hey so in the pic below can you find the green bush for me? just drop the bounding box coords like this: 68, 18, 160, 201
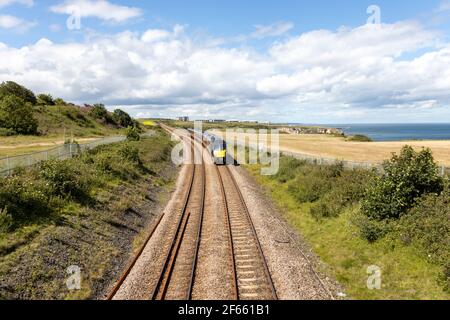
89, 104, 108, 120
347, 135, 373, 142
119, 144, 141, 165
0, 95, 38, 135
39, 160, 90, 201
288, 175, 332, 203
113, 109, 133, 128
37, 94, 55, 106
398, 186, 449, 265
126, 126, 141, 141
353, 213, 390, 242
0, 175, 53, 222
287, 163, 343, 203
274, 157, 306, 183
54, 98, 66, 105
362, 146, 444, 221
0, 208, 13, 232
0, 127, 16, 136
309, 169, 375, 220
0, 81, 37, 105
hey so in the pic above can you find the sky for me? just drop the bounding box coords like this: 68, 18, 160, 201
0, 0, 450, 123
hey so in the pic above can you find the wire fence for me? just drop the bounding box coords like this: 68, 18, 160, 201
0, 136, 126, 177
282, 151, 450, 177
233, 139, 450, 177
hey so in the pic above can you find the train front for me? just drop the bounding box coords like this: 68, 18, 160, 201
212, 139, 227, 165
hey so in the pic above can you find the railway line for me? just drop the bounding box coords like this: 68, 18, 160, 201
107, 124, 278, 300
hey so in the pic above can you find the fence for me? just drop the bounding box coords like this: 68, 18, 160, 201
232, 139, 450, 177
0, 136, 125, 177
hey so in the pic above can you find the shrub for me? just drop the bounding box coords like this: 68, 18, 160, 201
353, 213, 390, 242
0, 208, 13, 232
89, 104, 108, 120
398, 186, 449, 265
309, 169, 375, 220
362, 146, 444, 221
39, 160, 90, 201
288, 175, 332, 203
287, 163, 343, 203
119, 144, 141, 165
0, 127, 16, 136
274, 157, 306, 183
113, 109, 133, 128
0, 175, 53, 221
37, 94, 55, 106
310, 198, 342, 220
347, 135, 373, 142
0, 95, 38, 135
54, 98, 67, 105
126, 126, 140, 141
0, 81, 37, 105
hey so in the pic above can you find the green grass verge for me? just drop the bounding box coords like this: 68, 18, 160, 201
245, 164, 450, 300
0, 128, 176, 300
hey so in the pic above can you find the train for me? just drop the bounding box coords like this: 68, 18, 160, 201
189, 129, 227, 165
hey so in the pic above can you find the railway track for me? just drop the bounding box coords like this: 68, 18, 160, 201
216, 165, 277, 300
108, 124, 277, 300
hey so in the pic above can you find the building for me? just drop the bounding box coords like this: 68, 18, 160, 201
178, 116, 189, 122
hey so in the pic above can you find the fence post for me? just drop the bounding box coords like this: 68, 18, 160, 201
442, 164, 445, 177
69, 144, 73, 158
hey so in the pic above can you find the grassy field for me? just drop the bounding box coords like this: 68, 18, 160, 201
0, 136, 100, 157
245, 161, 450, 300
216, 131, 450, 166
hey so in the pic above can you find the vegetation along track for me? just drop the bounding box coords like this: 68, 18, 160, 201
108, 124, 277, 300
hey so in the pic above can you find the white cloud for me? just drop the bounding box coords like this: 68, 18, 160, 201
0, 0, 33, 8
0, 14, 36, 31
0, 21, 449, 122
50, 0, 142, 23
251, 21, 294, 39
437, 0, 450, 12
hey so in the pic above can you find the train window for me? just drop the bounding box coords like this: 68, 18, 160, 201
213, 140, 226, 150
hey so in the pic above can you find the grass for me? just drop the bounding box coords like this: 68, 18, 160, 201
217, 131, 450, 166
245, 163, 450, 300
0, 128, 176, 300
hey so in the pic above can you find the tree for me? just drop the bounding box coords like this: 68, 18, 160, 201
89, 104, 108, 120
0, 95, 38, 135
54, 98, 67, 105
362, 146, 444, 221
126, 126, 140, 141
0, 81, 37, 105
113, 109, 133, 127
37, 93, 55, 106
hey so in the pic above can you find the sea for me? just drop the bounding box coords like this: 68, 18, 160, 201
328, 123, 450, 142
297, 123, 450, 142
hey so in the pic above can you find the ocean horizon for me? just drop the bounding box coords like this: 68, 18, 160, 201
289, 123, 450, 142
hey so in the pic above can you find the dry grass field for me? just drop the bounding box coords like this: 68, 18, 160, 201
216, 131, 450, 166
0, 136, 99, 158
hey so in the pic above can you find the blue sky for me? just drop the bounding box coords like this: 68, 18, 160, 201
1, 0, 446, 47
0, 0, 450, 123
